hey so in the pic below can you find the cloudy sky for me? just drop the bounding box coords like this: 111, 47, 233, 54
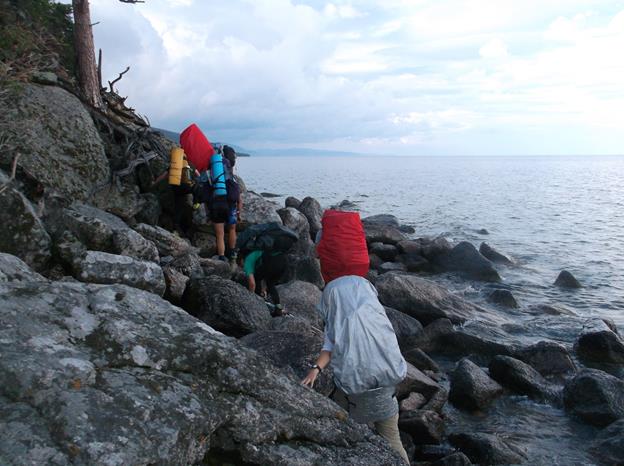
80, 0, 623, 155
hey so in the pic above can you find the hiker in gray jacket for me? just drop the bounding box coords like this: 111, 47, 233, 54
301, 275, 409, 465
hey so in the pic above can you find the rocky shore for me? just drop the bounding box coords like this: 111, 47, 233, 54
1, 60, 623, 466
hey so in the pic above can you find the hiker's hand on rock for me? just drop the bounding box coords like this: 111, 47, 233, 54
301, 369, 318, 388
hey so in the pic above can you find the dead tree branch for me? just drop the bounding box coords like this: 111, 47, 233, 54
108, 66, 130, 93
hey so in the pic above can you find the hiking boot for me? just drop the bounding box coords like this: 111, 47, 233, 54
270, 304, 286, 318
217, 255, 227, 262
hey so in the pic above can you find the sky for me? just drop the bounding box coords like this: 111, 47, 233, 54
72, 0, 624, 155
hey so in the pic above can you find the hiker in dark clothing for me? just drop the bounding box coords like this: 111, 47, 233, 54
242, 250, 288, 316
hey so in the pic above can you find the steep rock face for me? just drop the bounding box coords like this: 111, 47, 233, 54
0, 171, 51, 271
0, 84, 110, 201
0, 266, 403, 466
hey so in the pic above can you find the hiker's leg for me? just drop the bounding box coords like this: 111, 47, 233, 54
214, 223, 225, 256
226, 223, 236, 254
264, 254, 287, 304
374, 414, 409, 465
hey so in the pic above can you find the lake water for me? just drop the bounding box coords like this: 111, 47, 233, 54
237, 155, 624, 465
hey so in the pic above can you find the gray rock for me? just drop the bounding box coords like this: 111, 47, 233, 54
563, 369, 624, 426
398, 410, 444, 445
73, 250, 166, 296
402, 348, 440, 373
240, 331, 334, 396
193, 229, 217, 258
399, 253, 431, 273
162, 265, 189, 303
112, 228, 159, 263
199, 257, 232, 279
134, 223, 193, 257
437, 241, 501, 282
384, 307, 424, 350
281, 255, 325, 289
90, 182, 147, 221
417, 319, 455, 353
434, 320, 520, 360
430, 452, 473, 466
0, 84, 110, 201
487, 289, 518, 308
449, 432, 527, 465
449, 358, 503, 411
0, 176, 51, 271
268, 315, 319, 335
240, 191, 282, 226
0, 279, 404, 465
182, 276, 271, 337
489, 355, 559, 403
31, 71, 58, 85
0, 253, 45, 283
513, 341, 576, 375
168, 252, 203, 278
378, 261, 407, 274
554, 270, 582, 288
278, 207, 315, 257
331, 199, 359, 211
285, 196, 301, 209
400, 392, 427, 412
370, 242, 399, 262
479, 242, 513, 265
134, 192, 161, 225
362, 214, 400, 228
397, 240, 423, 256
590, 418, 624, 466
575, 329, 624, 364
297, 196, 323, 239
375, 272, 491, 325
526, 302, 577, 316
420, 237, 452, 260
422, 388, 449, 413
276, 280, 323, 327
396, 362, 441, 400
363, 223, 406, 245
369, 253, 383, 270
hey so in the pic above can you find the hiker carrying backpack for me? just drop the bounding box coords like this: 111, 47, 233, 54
237, 223, 298, 316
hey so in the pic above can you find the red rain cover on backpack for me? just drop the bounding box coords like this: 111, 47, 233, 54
179, 123, 215, 172
316, 210, 369, 284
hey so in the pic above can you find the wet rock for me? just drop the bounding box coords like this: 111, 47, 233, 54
563, 369, 624, 426
375, 272, 490, 325
378, 261, 407, 274
276, 280, 322, 326
0, 279, 403, 465
362, 214, 400, 228
73, 250, 166, 296
489, 355, 559, 403
396, 362, 441, 400
422, 388, 449, 413
417, 319, 455, 353
260, 192, 281, 198
162, 265, 188, 303
477, 228, 489, 235
297, 196, 323, 239
384, 307, 424, 350
575, 329, 624, 364
513, 341, 576, 375
399, 253, 431, 273
134, 223, 193, 257
430, 452, 473, 466
527, 303, 577, 316
370, 242, 398, 262
0, 253, 45, 283
240, 331, 334, 396
397, 240, 423, 256
400, 392, 427, 412
449, 358, 503, 411
192, 229, 217, 258
435, 321, 520, 360
487, 289, 518, 308
285, 196, 301, 209
134, 192, 161, 225
479, 242, 513, 265
415, 445, 457, 462
437, 241, 501, 282
602, 318, 620, 335
331, 199, 359, 211
112, 228, 159, 263
240, 191, 282, 226
182, 276, 271, 337
199, 257, 232, 279
398, 410, 444, 445
420, 237, 452, 261
590, 418, 624, 466
363, 223, 406, 245
398, 224, 416, 234
554, 270, 582, 288
0, 174, 51, 271
449, 432, 527, 465
0, 84, 110, 201
402, 348, 440, 373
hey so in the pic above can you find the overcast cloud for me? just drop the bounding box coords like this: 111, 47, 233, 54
80, 0, 624, 155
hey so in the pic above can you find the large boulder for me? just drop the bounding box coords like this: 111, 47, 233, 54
277, 207, 315, 257
0, 84, 110, 201
363, 223, 406, 245
362, 214, 400, 228
420, 237, 452, 261
449, 358, 503, 411
134, 223, 193, 258
240, 331, 334, 396
276, 280, 322, 327
436, 242, 501, 282
73, 250, 166, 296
396, 362, 441, 400
162, 265, 189, 303
448, 432, 527, 465
240, 191, 282, 226
590, 418, 624, 466
297, 196, 323, 240
433, 320, 520, 360
0, 253, 45, 283
0, 277, 404, 465
488, 356, 559, 403
375, 272, 491, 325
563, 369, 624, 426
398, 410, 444, 445
479, 242, 513, 265
370, 243, 399, 262
575, 329, 624, 364
513, 341, 576, 376
402, 348, 440, 373
281, 255, 325, 289
384, 307, 424, 350
182, 276, 271, 337
0, 172, 51, 271
112, 229, 159, 263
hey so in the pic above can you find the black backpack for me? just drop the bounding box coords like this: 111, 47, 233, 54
236, 222, 298, 256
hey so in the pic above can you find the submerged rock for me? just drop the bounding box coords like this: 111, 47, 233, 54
554, 270, 582, 288
590, 418, 624, 466
479, 242, 513, 265
563, 369, 624, 426
437, 241, 501, 282
449, 432, 527, 465
487, 289, 519, 308
449, 358, 503, 411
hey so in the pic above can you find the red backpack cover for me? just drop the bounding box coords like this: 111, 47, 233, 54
179, 123, 215, 172
316, 210, 370, 284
